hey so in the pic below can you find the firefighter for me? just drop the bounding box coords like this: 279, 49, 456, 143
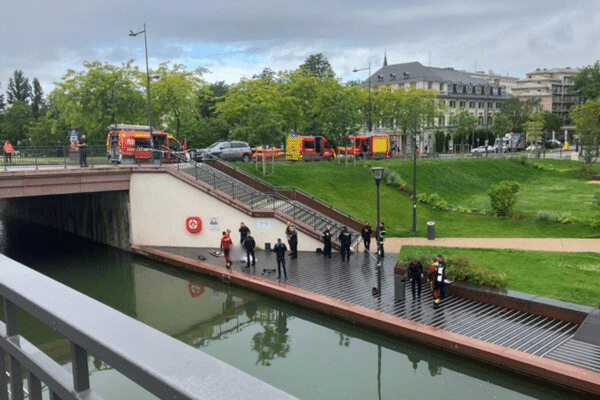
361, 222, 372, 252
377, 222, 386, 258
243, 234, 256, 268
220, 230, 233, 270
273, 238, 288, 279
338, 226, 352, 262
3, 141, 13, 163
239, 222, 250, 244
322, 225, 332, 258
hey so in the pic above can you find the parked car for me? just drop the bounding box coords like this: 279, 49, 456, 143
190, 141, 254, 162
471, 145, 493, 156
526, 144, 543, 151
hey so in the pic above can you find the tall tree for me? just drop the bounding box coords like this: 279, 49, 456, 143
31, 78, 45, 119
497, 97, 537, 132
299, 53, 335, 79
450, 109, 478, 151
573, 61, 600, 101
7, 70, 31, 105
0, 81, 5, 111
570, 97, 600, 171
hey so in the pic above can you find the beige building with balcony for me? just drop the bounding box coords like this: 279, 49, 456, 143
512, 67, 580, 137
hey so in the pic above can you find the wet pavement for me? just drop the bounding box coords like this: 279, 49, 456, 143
153, 245, 600, 376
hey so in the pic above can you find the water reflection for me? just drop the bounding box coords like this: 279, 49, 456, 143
251, 310, 290, 366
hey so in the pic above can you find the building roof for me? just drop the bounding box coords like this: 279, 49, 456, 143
366, 61, 490, 86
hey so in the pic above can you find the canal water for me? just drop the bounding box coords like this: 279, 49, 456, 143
0, 218, 582, 399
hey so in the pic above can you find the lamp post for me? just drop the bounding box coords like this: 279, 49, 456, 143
412, 114, 417, 235
370, 166, 384, 267
353, 62, 372, 132
129, 23, 152, 133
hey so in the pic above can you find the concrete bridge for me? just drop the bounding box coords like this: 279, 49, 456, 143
0, 163, 353, 253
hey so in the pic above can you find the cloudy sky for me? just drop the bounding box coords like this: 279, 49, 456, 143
1, 0, 600, 95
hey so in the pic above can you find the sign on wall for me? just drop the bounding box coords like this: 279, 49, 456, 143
209, 217, 220, 230
257, 220, 272, 230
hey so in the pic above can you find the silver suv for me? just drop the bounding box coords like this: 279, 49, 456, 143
191, 141, 254, 162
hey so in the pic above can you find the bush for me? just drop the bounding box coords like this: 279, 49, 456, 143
445, 254, 509, 288
534, 211, 561, 223
488, 180, 520, 216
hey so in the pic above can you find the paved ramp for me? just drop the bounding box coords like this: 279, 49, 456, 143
158, 246, 600, 374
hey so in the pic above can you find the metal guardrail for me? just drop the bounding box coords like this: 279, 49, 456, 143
1, 146, 111, 170
177, 162, 360, 246
0, 254, 293, 400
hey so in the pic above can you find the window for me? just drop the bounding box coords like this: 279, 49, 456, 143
457, 85, 463, 93
459, 101, 466, 108
378, 75, 384, 82
390, 73, 397, 81
475, 86, 481, 95
488, 102, 493, 109
478, 116, 484, 124
478, 101, 485, 108
466, 84, 472, 94
487, 116, 493, 125
449, 100, 456, 108
469, 101, 475, 109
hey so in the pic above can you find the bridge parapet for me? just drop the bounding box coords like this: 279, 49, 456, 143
0, 254, 295, 399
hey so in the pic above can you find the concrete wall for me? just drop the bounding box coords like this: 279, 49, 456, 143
129, 172, 322, 251
0, 191, 131, 250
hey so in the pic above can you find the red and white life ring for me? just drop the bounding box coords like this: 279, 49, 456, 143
185, 216, 202, 233
188, 282, 205, 297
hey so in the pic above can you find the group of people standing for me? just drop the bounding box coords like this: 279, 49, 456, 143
359, 221, 386, 257
406, 255, 446, 306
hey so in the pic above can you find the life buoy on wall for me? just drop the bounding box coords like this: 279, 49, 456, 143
186, 216, 202, 233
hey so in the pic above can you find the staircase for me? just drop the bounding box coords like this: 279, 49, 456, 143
176, 162, 361, 248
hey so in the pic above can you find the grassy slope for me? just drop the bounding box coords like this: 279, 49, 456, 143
237, 157, 599, 238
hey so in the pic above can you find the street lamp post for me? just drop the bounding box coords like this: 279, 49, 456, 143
353, 62, 372, 132
412, 114, 417, 235
129, 23, 152, 133
370, 167, 384, 267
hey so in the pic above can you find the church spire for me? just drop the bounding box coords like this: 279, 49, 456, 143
383, 51, 388, 67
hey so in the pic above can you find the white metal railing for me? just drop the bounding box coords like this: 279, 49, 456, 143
0, 255, 294, 400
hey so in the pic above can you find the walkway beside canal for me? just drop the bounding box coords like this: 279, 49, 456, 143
132, 239, 600, 396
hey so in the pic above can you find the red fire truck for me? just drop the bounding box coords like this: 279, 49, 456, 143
337, 134, 390, 159
285, 135, 336, 161
106, 124, 187, 164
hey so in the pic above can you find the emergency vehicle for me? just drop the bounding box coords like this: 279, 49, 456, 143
285, 135, 335, 161
106, 124, 187, 164
337, 134, 390, 159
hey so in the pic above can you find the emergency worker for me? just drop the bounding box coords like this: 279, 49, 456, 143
3, 141, 13, 163
273, 238, 288, 279
239, 222, 250, 244
408, 260, 423, 299
243, 234, 256, 267
338, 226, 352, 262
289, 227, 298, 259
322, 225, 332, 258
220, 230, 233, 269
78, 135, 89, 167
361, 222, 372, 252
377, 222, 386, 257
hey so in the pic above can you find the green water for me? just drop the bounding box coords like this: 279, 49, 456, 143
0, 218, 583, 399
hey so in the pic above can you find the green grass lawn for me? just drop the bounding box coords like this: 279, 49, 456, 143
398, 245, 600, 306
236, 157, 600, 238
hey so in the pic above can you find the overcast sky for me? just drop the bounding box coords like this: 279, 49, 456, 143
2, 0, 600, 95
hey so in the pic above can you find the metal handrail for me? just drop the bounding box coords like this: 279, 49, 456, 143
0, 255, 292, 400
178, 162, 358, 241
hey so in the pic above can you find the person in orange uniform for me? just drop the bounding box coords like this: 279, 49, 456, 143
220, 229, 233, 269
3, 141, 13, 163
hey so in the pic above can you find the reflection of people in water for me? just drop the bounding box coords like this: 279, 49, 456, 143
223, 293, 235, 321
407, 351, 420, 372
428, 360, 442, 377
251, 310, 290, 366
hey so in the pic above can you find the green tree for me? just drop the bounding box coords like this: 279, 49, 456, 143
450, 109, 478, 151
570, 97, 600, 171
48, 61, 146, 143
538, 111, 564, 136
151, 63, 207, 136
573, 61, 600, 101
490, 112, 512, 140
6, 70, 31, 105
497, 97, 538, 132
1, 102, 32, 144
31, 78, 45, 120
299, 53, 335, 79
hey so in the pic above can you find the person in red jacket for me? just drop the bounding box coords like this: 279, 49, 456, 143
220, 229, 233, 269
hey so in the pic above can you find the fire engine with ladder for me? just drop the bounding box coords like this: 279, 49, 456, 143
285, 135, 336, 161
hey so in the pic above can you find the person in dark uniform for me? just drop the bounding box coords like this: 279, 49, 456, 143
361, 222, 372, 252
408, 259, 423, 299
338, 226, 352, 262
289, 227, 298, 259
239, 222, 250, 244
243, 234, 256, 267
273, 238, 288, 279
78, 134, 89, 167
322, 225, 332, 258
377, 222, 386, 258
